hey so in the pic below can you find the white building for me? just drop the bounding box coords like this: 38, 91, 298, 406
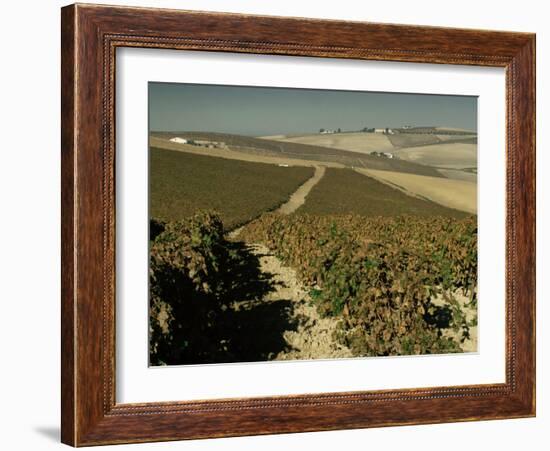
374, 128, 395, 135
169, 137, 188, 144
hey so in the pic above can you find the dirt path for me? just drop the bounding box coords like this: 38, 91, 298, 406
247, 243, 353, 360
227, 165, 351, 360
226, 164, 476, 358
276, 166, 325, 214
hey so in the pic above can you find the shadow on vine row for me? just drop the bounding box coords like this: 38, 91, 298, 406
150, 240, 299, 366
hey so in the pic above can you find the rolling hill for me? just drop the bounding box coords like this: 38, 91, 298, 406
259, 132, 395, 155
150, 131, 444, 178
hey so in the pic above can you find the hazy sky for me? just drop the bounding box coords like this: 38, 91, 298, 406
149, 82, 477, 136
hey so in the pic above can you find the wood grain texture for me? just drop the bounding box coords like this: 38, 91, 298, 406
61, 3, 536, 446
60, 5, 76, 446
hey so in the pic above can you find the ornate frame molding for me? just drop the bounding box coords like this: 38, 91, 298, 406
62, 4, 535, 446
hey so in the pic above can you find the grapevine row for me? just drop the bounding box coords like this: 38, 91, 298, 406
241, 213, 477, 356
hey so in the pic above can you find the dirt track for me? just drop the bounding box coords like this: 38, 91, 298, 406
248, 243, 353, 360
227, 233, 352, 360
228, 167, 352, 360
276, 166, 325, 214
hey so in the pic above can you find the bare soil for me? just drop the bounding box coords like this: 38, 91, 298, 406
356, 168, 477, 214
436, 168, 478, 182
262, 132, 395, 155
248, 243, 353, 360
392, 142, 477, 169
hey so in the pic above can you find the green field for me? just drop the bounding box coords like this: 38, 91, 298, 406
297, 168, 469, 218
150, 148, 314, 229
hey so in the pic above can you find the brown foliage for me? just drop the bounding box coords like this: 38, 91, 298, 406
241, 213, 477, 356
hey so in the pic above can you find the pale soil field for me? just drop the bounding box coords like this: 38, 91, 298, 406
150, 136, 344, 168
392, 142, 477, 169
387, 133, 440, 148
435, 127, 476, 133
356, 168, 477, 214
435, 134, 477, 141
260, 134, 286, 140
437, 168, 478, 182
260, 132, 395, 155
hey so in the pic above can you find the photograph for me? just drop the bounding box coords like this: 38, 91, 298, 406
1, 0, 542, 448
148, 83, 479, 366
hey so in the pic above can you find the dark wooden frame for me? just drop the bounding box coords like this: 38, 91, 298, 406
61, 3, 536, 446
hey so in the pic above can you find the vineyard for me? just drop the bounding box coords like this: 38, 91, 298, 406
240, 213, 477, 356
150, 212, 297, 365
297, 168, 468, 218
150, 209, 477, 365
149, 212, 232, 365
150, 148, 314, 229
147, 84, 478, 365
148, 155, 478, 364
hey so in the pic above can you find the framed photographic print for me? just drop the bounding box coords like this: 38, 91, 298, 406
61, 3, 536, 446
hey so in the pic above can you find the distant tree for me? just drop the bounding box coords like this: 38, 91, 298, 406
319, 128, 325, 133
337, 128, 342, 133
